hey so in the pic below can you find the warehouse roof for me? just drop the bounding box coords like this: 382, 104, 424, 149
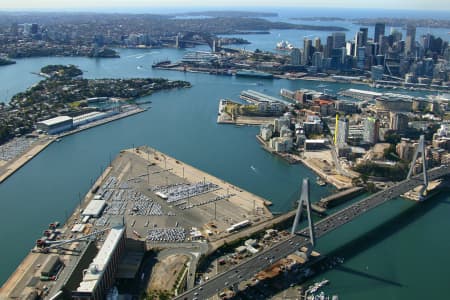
38, 116, 73, 126
82, 200, 106, 217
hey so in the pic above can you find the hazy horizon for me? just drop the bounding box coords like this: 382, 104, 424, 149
1, 0, 450, 12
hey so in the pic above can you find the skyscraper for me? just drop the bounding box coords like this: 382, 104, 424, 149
363, 117, 379, 144
335, 115, 349, 147
324, 35, 333, 58
374, 23, 385, 44
314, 37, 321, 51
405, 24, 416, 56
290, 48, 301, 65
359, 27, 368, 46
303, 38, 313, 65
332, 32, 346, 49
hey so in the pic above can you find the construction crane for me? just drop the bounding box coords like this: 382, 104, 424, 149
35, 227, 110, 252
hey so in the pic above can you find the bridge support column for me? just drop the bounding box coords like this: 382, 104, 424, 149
407, 135, 428, 194
291, 178, 315, 247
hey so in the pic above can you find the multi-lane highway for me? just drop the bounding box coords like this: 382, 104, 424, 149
174, 165, 450, 300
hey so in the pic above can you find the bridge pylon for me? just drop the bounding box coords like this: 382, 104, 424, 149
291, 178, 315, 247
407, 135, 428, 192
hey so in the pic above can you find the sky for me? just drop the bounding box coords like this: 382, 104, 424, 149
1, 0, 450, 11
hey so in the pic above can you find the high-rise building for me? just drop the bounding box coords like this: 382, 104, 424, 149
379, 36, 390, 55
330, 47, 345, 70
332, 32, 346, 49
324, 35, 333, 58
405, 24, 416, 56
356, 47, 366, 69
346, 41, 354, 56
374, 23, 385, 44
312, 51, 323, 69
396, 138, 415, 161
303, 38, 313, 65
371, 65, 384, 81
290, 48, 301, 65
359, 27, 368, 46
335, 115, 349, 147
30, 23, 39, 35
354, 31, 365, 56
363, 117, 379, 144
389, 112, 409, 132
391, 28, 403, 43
314, 37, 321, 51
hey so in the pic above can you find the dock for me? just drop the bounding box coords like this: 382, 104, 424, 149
0, 107, 146, 185
317, 187, 365, 209
0, 146, 274, 299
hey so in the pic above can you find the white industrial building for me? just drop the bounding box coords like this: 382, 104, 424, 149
73, 227, 126, 300
37, 116, 73, 134
82, 200, 106, 218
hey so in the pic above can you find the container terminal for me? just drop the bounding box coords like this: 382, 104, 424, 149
0, 146, 273, 299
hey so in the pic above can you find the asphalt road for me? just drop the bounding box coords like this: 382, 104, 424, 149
174, 165, 450, 300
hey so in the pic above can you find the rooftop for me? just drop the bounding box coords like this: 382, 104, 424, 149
38, 116, 73, 126
76, 227, 125, 293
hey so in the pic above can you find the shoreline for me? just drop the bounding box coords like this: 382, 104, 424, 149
0, 107, 146, 185
299, 157, 352, 190
0, 137, 55, 184
0, 146, 275, 298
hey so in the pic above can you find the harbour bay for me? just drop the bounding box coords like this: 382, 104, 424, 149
0, 18, 450, 298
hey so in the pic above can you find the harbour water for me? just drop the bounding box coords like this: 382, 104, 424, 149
1, 15, 450, 299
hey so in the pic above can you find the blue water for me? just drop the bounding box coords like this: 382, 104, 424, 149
0, 12, 450, 299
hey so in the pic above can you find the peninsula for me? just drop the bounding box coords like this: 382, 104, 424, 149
1, 64, 190, 144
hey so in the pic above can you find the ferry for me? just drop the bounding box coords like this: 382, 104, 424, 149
236, 70, 273, 79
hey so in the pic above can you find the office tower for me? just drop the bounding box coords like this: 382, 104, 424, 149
346, 41, 354, 56
389, 112, 409, 132
379, 36, 389, 55
391, 28, 403, 43
312, 51, 323, 69
303, 38, 313, 65
330, 47, 345, 70
371, 65, 384, 80
332, 32, 346, 49
290, 48, 301, 65
356, 47, 366, 69
354, 31, 364, 56
324, 35, 333, 58
335, 115, 349, 147
363, 117, 379, 144
314, 37, 322, 52
405, 24, 416, 56
359, 27, 368, 46
374, 23, 385, 44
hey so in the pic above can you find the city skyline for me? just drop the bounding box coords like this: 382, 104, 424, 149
1, 0, 450, 11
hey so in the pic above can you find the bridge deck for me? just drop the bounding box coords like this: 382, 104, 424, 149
174, 166, 450, 300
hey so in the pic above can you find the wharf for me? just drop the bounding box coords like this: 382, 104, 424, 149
317, 187, 365, 209
0, 136, 55, 184
59, 106, 146, 138
0, 107, 145, 185
1, 146, 274, 299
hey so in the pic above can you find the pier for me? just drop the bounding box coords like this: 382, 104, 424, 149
317, 187, 365, 209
